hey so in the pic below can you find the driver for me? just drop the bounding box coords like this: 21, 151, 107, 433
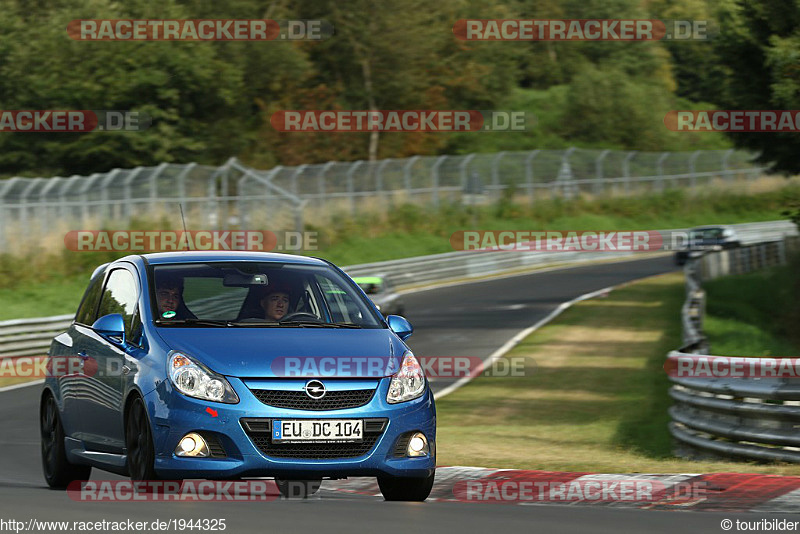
260, 284, 292, 321
155, 273, 195, 320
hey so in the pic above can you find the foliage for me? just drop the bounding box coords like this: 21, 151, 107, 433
0, 0, 772, 178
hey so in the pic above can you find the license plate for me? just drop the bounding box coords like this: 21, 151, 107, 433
272, 419, 363, 443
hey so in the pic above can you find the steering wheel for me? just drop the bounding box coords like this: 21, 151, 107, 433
280, 312, 322, 323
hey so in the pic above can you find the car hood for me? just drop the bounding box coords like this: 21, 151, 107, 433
153, 327, 401, 378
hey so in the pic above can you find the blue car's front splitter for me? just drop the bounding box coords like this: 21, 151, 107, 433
144, 377, 436, 480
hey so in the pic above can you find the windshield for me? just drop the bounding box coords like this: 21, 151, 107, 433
149, 262, 383, 328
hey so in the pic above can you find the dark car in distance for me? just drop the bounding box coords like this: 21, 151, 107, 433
675, 225, 741, 265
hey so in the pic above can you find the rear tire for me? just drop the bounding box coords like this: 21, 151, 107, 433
40, 393, 91, 489
275, 478, 322, 499
378, 471, 435, 501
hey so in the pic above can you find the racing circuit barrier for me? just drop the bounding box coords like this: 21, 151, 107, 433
1, 221, 796, 375
343, 220, 797, 288
667, 235, 800, 463
0, 314, 73, 363
0, 148, 766, 253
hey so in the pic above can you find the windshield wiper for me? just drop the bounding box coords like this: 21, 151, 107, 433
280, 321, 363, 328
155, 319, 234, 327
226, 320, 285, 327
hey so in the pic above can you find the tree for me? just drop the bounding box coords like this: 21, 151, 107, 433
713, 0, 800, 173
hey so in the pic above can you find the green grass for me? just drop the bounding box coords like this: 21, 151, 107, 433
0, 275, 88, 321
703, 263, 800, 357
435, 272, 800, 475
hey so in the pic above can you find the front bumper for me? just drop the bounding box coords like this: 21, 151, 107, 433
144, 377, 436, 479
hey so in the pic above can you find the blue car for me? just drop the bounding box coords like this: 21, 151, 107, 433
40, 252, 436, 500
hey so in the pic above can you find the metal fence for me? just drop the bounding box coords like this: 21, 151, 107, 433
0, 148, 765, 253
667, 236, 800, 463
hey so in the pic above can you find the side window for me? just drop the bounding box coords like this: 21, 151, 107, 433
96, 269, 139, 340
315, 275, 363, 323
75, 273, 106, 326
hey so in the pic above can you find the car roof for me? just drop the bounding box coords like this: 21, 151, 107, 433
139, 251, 330, 266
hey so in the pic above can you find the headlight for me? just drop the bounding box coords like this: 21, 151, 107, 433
168, 351, 239, 404
387, 351, 426, 404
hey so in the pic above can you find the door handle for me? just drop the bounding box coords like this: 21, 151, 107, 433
77, 351, 89, 360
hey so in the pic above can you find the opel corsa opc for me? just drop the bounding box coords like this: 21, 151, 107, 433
40, 252, 435, 500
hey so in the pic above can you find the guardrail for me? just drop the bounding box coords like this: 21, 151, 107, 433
344, 220, 797, 288
0, 314, 73, 362
667, 235, 800, 463
1, 220, 797, 370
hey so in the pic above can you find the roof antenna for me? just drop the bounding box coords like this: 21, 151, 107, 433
179, 203, 192, 251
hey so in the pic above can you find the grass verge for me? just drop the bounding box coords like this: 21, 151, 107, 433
435, 272, 800, 475
703, 261, 800, 357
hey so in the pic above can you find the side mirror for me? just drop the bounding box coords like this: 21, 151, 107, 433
92, 313, 126, 343
386, 315, 413, 341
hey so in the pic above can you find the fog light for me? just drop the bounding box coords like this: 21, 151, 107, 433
175, 432, 210, 457
406, 432, 429, 457
180, 437, 196, 452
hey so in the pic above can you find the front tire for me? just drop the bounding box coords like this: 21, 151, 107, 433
40, 393, 91, 489
126, 397, 158, 482
378, 471, 435, 501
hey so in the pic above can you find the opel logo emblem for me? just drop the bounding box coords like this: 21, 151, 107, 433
304, 380, 326, 399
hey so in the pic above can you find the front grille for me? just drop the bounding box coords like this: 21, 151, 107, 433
241, 418, 387, 460
250, 388, 375, 411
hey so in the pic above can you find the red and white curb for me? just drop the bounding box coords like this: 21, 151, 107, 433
322, 466, 800, 512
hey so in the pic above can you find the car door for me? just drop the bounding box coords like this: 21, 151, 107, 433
58, 270, 106, 439
78, 266, 140, 452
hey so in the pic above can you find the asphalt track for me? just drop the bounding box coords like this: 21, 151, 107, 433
1, 254, 794, 533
